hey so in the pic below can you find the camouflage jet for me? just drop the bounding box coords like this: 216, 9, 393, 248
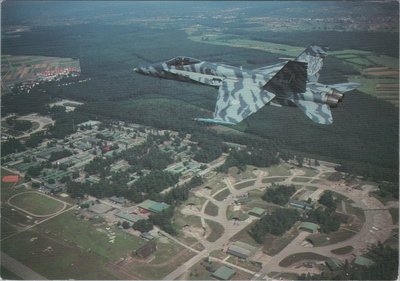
134, 45, 359, 125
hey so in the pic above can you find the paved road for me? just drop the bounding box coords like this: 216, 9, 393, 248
1, 251, 47, 280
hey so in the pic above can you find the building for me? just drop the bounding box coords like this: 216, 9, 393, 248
326, 257, 343, 271
354, 256, 375, 267
248, 207, 265, 217
135, 241, 157, 259
140, 232, 155, 241
109, 196, 127, 205
289, 199, 313, 210
41, 183, 63, 194
227, 241, 257, 259
115, 211, 144, 225
211, 266, 236, 280
298, 222, 319, 233
89, 203, 113, 214
138, 200, 170, 213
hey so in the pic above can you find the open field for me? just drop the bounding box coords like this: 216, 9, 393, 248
306, 229, 355, 247
279, 252, 329, 267
177, 258, 253, 280
262, 177, 286, 183
235, 180, 256, 190
292, 177, 311, 183
226, 256, 262, 272
230, 222, 260, 247
331, 245, 354, 255
213, 188, 231, 201
263, 225, 300, 256
205, 219, 224, 242
36, 210, 146, 261
204, 201, 219, 217
1, 55, 80, 91
121, 241, 196, 280
1, 230, 119, 279
264, 164, 292, 177
8, 192, 65, 216
0, 266, 22, 280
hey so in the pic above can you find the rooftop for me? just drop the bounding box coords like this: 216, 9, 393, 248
211, 266, 236, 280
299, 222, 319, 232
89, 203, 113, 214
138, 200, 170, 213
248, 207, 265, 216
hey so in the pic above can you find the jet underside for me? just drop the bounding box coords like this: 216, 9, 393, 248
134, 46, 359, 125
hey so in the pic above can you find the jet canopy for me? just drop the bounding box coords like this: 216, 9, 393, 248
166, 56, 201, 66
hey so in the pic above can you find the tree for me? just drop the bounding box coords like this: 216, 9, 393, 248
132, 219, 153, 232
318, 191, 336, 211
262, 184, 296, 205
121, 221, 130, 229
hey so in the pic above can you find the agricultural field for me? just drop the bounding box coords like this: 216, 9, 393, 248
1, 55, 80, 92
8, 192, 65, 216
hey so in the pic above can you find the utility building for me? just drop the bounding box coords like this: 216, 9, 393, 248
211, 266, 236, 280
227, 241, 257, 259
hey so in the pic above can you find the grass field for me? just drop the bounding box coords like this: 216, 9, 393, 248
279, 252, 329, 267
205, 219, 224, 242
235, 180, 256, 190
265, 164, 292, 177
213, 188, 231, 201
306, 229, 355, 247
298, 168, 319, 177
1, 229, 119, 279
388, 208, 399, 225
36, 210, 146, 261
0, 266, 22, 280
124, 241, 196, 279
262, 177, 287, 183
226, 256, 262, 272
331, 245, 354, 255
8, 192, 65, 216
230, 222, 260, 247
263, 224, 300, 256
292, 177, 311, 183
204, 201, 219, 216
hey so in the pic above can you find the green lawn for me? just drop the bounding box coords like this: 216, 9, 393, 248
205, 219, 224, 242
262, 177, 287, 183
230, 222, 260, 247
306, 229, 355, 247
331, 245, 354, 255
292, 177, 311, 183
263, 225, 300, 256
0, 266, 22, 280
8, 192, 65, 216
279, 252, 329, 267
1, 230, 119, 280
36, 210, 146, 260
265, 164, 291, 177
204, 201, 219, 216
213, 188, 231, 201
235, 180, 255, 190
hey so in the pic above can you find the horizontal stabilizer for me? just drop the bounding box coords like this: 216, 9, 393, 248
330, 82, 360, 93
194, 118, 237, 126
291, 98, 333, 125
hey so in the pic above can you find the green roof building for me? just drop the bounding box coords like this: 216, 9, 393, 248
248, 207, 265, 217
354, 256, 375, 267
211, 266, 236, 280
326, 257, 343, 271
299, 222, 319, 233
138, 200, 170, 213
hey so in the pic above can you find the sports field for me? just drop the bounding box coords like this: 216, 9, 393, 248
8, 192, 65, 216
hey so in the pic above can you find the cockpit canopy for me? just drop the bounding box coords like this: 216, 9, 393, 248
166, 56, 201, 66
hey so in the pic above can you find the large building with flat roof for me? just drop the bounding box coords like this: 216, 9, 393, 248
227, 241, 257, 259
211, 266, 236, 280
138, 200, 170, 213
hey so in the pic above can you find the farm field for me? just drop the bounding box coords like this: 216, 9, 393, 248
8, 192, 65, 216
1, 55, 80, 91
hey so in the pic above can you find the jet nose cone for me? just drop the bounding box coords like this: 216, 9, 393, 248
133, 67, 139, 73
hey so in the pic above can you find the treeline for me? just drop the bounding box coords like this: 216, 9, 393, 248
217, 144, 280, 172
302, 191, 341, 234
191, 131, 225, 163
374, 182, 399, 200
249, 208, 299, 243
1, 138, 26, 156
298, 243, 398, 280
262, 184, 296, 206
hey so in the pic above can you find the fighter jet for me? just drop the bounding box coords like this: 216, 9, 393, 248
134, 45, 359, 125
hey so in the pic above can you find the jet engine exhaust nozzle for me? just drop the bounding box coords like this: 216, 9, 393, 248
326, 95, 339, 108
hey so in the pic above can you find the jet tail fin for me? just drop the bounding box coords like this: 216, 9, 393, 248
296, 45, 329, 82
264, 60, 308, 95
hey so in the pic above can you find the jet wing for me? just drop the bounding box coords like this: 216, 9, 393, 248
210, 79, 276, 124
290, 99, 333, 125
